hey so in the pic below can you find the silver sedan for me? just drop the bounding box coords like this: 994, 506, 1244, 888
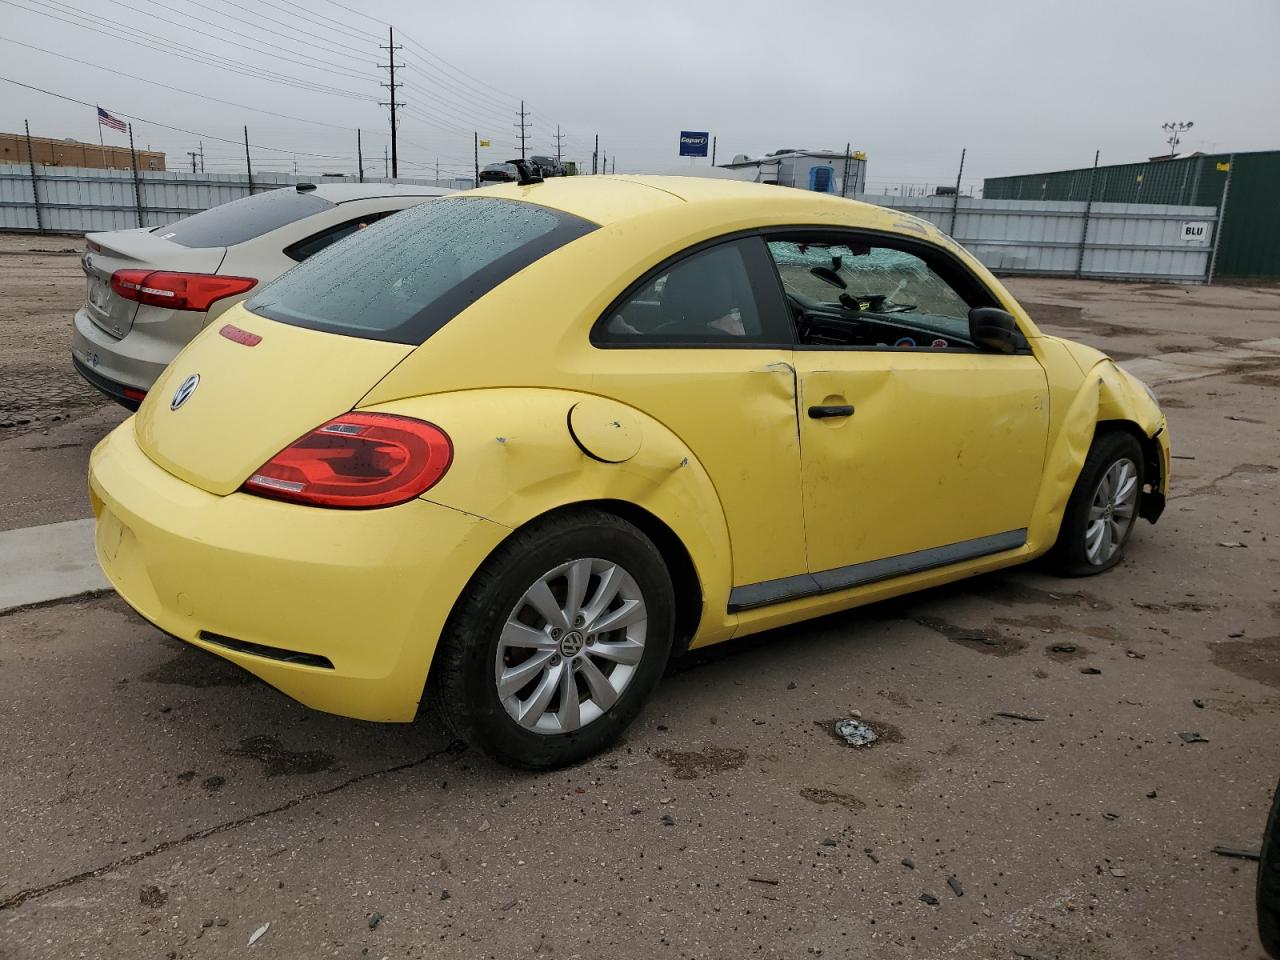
72, 182, 452, 408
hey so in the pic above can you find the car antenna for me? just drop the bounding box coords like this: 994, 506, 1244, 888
512, 159, 543, 186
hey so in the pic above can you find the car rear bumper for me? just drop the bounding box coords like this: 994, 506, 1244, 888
72, 304, 199, 396
88, 420, 510, 722
72, 352, 145, 411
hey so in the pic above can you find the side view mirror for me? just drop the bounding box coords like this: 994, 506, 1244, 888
969, 307, 1020, 354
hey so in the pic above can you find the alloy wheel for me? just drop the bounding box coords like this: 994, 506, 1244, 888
1084, 457, 1138, 566
494, 558, 648, 734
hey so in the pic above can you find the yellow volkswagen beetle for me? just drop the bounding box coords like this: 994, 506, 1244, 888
88, 176, 1169, 767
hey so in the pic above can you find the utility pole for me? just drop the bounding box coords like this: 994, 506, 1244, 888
187, 150, 198, 173
611, 157, 616, 175
948, 147, 966, 236
593, 133, 598, 175
357, 129, 364, 182
601, 147, 606, 174
435, 157, 439, 183
198, 140, 204, 173
711, 136, 716, 166
379, 27, 403, 178
243, 124, 253, 195
554, 124, 565, 165
384, 145, 389, 179
514, 100, 530, 160
129, 123, 144, 225
24, 119, 44, 233
840, 141, 851, 197
474, 131, 479, 187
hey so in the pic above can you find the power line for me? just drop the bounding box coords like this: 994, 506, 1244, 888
0, 36, 373, 133
398, 80, 513, 133
396, 45, 519, 117
183, 0, 376, 61
2, 0, 375, 101
266, 0, 383, 43
0, 76, 358, 161
95, 0, 380, 82
398, 105, 473, 138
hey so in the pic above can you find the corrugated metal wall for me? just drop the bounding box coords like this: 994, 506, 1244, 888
984, 151, 1280, 279
0, 165, 469, 234
856, 194, 1217, 283
0, 164, 1221, 283
1212, 152, 1280, 278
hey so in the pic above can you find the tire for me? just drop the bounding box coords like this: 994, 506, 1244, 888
431, 508, 674, 769
1260, 778, 1280, 958
1047, 430, 1144, 577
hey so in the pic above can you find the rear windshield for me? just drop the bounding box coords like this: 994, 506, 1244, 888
157, 189, 334, 248
246, 197, 597, 344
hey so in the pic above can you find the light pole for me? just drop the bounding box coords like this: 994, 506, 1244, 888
1161, 121, 1194, 157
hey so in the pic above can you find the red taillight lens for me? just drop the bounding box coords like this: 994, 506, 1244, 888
242, 413, 453, 509
110, 270, 256, 311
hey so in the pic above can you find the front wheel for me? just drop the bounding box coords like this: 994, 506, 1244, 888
1047, 430, 1144, 577
432, 509, 674, 768
1260, 778, 1280, 958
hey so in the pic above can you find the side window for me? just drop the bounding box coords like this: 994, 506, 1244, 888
595, 237, 790, 346
767, 238, 987, 350
284, 210, 396, 262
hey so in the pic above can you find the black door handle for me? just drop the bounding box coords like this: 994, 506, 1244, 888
808, 404, 855, 419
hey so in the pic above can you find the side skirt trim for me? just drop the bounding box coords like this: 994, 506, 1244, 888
727, 529, 1028, 613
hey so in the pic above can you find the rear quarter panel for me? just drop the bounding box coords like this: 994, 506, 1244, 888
363, 387, 738, 647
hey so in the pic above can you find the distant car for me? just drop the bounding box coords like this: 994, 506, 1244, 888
89, 177, 1170, 769
479, 162, 520, 185
71, 182, 452, 408
530, 155, 564, 177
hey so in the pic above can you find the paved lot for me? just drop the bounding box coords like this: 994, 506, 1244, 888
0, 234, 1277, 959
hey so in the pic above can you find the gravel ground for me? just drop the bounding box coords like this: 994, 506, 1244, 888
0, 234, 107, 439
0, 233, 1277, 959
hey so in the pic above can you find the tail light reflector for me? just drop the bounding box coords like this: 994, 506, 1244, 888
110, 270, 256, 311
242, 413, 452, 509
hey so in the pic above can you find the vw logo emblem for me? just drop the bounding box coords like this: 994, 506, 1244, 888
170, 374, 200, 410
558, 630, 585, 657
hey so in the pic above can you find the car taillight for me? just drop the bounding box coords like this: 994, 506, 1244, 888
242, 413, 452, 509
110, 270, 256, 311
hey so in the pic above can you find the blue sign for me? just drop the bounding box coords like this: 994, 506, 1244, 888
679, 131, 710, 158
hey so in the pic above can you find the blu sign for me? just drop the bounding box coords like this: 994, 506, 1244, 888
679, 131, 710, 158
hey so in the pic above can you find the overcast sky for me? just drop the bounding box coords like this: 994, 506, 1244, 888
2, 0, 1277, 189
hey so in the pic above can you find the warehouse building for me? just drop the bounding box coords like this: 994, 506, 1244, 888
0, 132, 166, 171
720, 148, 867, 195
984, 150, 1280, 280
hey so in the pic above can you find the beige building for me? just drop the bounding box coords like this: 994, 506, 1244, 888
0, 132, 166, 171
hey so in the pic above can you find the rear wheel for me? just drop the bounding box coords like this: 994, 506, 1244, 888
433, 509, 674, 768
1047, 431, 1144, 577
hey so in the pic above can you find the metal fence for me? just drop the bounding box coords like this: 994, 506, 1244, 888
855, 194, 1218, 284
0, 164, 471, 234
1, 164, 1220, 284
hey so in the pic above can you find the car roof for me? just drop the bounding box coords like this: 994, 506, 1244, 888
466, 174, 904, 231
307, 182, 454, 204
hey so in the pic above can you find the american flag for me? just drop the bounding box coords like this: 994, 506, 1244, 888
97, 107, 126, 133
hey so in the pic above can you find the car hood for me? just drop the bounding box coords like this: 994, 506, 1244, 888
134, 303, 412, 496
